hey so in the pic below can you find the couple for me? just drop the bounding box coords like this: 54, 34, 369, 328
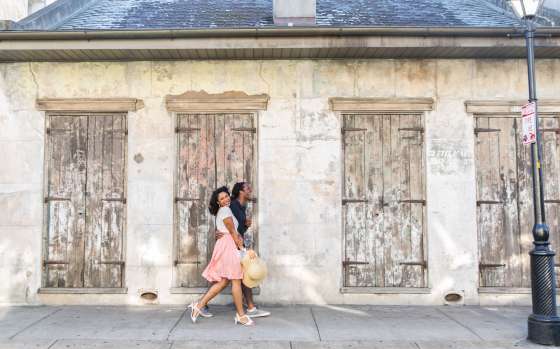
188, 182, 271, 326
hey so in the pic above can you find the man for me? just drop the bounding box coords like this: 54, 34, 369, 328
201, 182, 270, 318
228, 182, 270, 318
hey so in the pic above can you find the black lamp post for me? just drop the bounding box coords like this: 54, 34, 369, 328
510, 0, 560, 345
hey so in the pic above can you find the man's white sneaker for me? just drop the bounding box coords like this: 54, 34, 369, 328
246, 307, 271, 318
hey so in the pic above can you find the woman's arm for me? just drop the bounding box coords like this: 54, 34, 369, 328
223, 217, 243, 249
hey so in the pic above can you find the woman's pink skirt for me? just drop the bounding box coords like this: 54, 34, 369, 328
202, 233, 243, 282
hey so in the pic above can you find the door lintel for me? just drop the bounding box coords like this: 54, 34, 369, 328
466, 100, 560, 116
330, 97, 434, 113
166, 90, 269, 112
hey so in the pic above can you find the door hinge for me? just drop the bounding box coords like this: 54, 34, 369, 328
342, 198, 369, 205
342, 259, 370, 267
398, 199, 426, 205
474, 128, 501, 134
341, 128, 367, 133
43, 260, 69, 266
174, 260, 202, 266
175, 127, 201, 133
476, 200, 503, 206
46, 128, 73, 135
479, 263, 506, 268
102, 197, 127, 204
44, 197, 71, 203
399, 261, 427, 268
398, 127, 424, 133
231, 127, 257, 133
99, 261, 125, 266
541, 128, 560, 133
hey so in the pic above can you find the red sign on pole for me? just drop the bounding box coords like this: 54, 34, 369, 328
522, 101, 537, 145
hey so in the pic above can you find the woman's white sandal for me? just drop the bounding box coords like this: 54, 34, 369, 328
234, 313, 255, 326
188, 301, 202, 323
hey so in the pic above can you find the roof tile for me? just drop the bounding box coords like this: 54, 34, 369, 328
55, 0, 521, 31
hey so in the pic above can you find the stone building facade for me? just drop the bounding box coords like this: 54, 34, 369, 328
2, 0, 560, 306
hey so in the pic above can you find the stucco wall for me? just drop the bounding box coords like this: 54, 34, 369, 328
1, 59, 558, 306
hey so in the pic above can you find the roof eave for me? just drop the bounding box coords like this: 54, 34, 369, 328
2, 25, 559, 40
3, 26, 560, 61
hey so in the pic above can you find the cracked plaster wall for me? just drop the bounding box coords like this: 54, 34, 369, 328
1, 59, 559, 306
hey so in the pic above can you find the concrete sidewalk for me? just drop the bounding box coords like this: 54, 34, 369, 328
0, 305, 551, 348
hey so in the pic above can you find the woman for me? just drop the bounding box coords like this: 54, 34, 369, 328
188, 186, 257, 326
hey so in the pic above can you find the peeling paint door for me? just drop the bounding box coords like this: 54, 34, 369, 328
44, 114, 127, 288
175, 113, 257, 288
475, 116, 560, 288
342, 113, 426, 288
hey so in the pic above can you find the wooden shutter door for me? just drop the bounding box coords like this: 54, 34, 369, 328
44, 113, 126, 289
476, 116, 560, 289
175, 114, 216, 288
83, 114, 127, 288
393, 114, 426, 288
342, 113, 426, 288
475, 117, 521, 287
541, 118, 560, 285
215, 113, 257, 246
517, 116, 560, 288
44, 115, 88, 287
342, 114, 373, 287
516, 117, 536, 288
175, 113, 257, 288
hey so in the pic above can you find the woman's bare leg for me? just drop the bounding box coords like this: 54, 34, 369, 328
231, 279, 245, 316
197, 279, 229, 308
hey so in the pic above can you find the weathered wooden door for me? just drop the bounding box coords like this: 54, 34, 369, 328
175, 113, 256, 288
44, 114, 127, 288
475, 116, 560, 288
342, 113, 426, 288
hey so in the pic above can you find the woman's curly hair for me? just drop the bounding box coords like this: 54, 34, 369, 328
208, 186, 230, 216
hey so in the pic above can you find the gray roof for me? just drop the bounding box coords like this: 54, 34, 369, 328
43, 0, 523, 31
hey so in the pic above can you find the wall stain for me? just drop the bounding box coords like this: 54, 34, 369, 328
134, 153, 144, 164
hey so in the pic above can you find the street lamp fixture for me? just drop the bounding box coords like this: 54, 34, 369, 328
510, 0, 544, 18
509, 0, 560, 345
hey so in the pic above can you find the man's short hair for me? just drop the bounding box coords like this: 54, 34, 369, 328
231, 182, 247, 200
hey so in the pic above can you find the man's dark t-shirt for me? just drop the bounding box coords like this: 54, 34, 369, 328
230, 199, 248, 236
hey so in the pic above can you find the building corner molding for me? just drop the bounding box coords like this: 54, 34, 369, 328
465, 100, 560, 115
165, 90, 270, 112
329, 97, 434, 112
36, 98, 145, 112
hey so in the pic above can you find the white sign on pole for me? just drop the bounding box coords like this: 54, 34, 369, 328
522, 101, 537, 145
